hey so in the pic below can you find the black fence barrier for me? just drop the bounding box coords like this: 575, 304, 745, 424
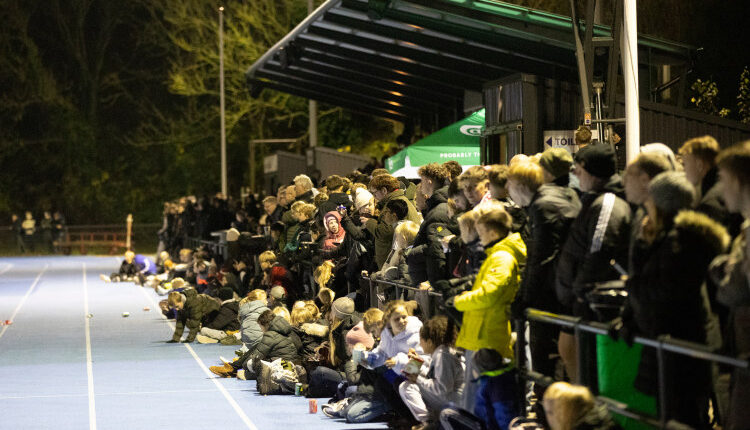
365, 277, 442, 317
515, 308, 748, 429
185, 237, 227, 261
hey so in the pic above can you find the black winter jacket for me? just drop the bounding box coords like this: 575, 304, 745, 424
252, 316, 303, 363
556, 175, 631, 317
514, 184, 581, 316
624, 211, 728, 397
204, 300, 240, 332
697, 167, 743, 238
318, 192, 352, 217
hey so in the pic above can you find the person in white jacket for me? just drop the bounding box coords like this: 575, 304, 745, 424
363, 300, 424, 375
399, 316, 464, 427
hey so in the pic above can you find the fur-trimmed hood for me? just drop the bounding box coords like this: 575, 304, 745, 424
300, 322, 329, 337
674, 210, 730, 256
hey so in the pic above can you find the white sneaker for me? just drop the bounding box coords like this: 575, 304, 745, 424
237, 369, 247, 380
99, 274, 111, 283
196, 334, 219, 344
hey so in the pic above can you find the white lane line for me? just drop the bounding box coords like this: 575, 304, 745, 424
138, 287, 259, 430
0, 388, 246, 401
0, 263, 13, 276
83, 263, 97, 430
0, 264, 48, 341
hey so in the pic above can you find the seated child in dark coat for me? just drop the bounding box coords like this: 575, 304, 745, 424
251, 310, 302, 364
196, 287, 240, 343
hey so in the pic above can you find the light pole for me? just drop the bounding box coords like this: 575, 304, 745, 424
219, 6, 227, 196
622, 0, 640, 163
308, 0, 318, 150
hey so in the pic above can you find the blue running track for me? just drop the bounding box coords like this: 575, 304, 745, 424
0, 256, 388, 430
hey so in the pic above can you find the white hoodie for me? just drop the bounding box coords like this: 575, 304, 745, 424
366, 315, 423, 374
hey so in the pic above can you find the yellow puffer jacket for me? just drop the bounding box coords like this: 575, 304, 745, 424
454, 232, 526, 358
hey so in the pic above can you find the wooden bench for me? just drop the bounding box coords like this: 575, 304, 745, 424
55, 232, 131, 255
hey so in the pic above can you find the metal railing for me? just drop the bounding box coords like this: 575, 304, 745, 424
185, 237, 227, 259
515, 308, 749, 429
365, 277, 442, 317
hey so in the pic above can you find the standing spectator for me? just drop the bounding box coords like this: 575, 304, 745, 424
507, 160, 581, 419
261, 196, 284, 227
318, 175, 353, 215
40, 211, 54, 253
452, 202, 526, 413
679, 135, 742, 236
488, 164, 528, 238
11, 214, 25, 253
21, 211, 36, 252
459, 166, 492, 208
616, 172, 727, 427
622, 152, 674, 271
709, 140, 750, 430
322, 211, 346, 251
366, 174, 421, 268
408, 164, 451, 285
52, 211, 66, 248
555, 144, 631, 385
294, 174, 315, 203
443, 160, 464, 183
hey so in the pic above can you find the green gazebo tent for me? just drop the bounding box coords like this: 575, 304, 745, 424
386, 109, 484, 178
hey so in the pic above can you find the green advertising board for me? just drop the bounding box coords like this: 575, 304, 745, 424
386, 109, 484, 177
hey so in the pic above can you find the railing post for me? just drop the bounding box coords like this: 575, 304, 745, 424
516, 311, 528, 415
125, 214, 133, 251
369, 278, 377, 309
656, 335, 669, 428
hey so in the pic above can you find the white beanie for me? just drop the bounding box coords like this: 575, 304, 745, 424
640, 143, 678, 171
354, 189, 373, 210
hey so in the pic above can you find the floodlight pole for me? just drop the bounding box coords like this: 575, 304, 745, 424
219, 6, 228, 196
622, 0, 640, 163
308, 0, 318, 149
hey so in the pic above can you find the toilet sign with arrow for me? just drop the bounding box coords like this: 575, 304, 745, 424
543, 129, 599, 153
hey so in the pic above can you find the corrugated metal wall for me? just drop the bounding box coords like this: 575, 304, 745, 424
482, 74, 750, 164
622, 100, 750, 149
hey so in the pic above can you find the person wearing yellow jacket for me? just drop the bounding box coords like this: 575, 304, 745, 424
452, 201, 527, 413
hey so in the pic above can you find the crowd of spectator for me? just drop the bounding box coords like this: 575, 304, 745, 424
10, 210, 66, 254
108, 135, 750, 430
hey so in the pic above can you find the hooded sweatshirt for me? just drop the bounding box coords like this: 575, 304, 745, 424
366, 315, 423, 374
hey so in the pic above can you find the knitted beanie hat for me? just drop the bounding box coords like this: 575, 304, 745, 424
574, 144, 617, 179
648, 171, 695, 216
539, 148, 574, 179
331, 297, 355, 320
354, 189, 374, 210
345, 321, 375, 349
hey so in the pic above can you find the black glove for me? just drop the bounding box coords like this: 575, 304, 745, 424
444, 295, 456, 308
166, 339, 179, 343
433, 279, 450, 294
608, 317, 635, 347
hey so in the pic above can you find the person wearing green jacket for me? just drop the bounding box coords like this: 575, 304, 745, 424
366, 174, 422, 268
167, 287, 221, 343
451, 201, 527, 413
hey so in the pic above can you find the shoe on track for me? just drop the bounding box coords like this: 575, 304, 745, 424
196, 334, 218, 344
